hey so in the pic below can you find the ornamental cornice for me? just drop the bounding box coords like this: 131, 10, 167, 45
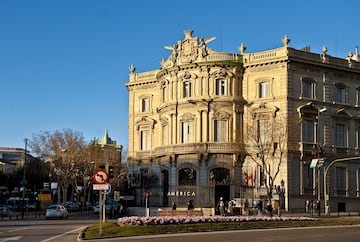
244, 61, 287, 73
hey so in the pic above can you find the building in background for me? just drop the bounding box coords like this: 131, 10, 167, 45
126, 30, 360, 213
0, 147, 27, 174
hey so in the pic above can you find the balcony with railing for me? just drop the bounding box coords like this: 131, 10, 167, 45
135, 142, 244, 159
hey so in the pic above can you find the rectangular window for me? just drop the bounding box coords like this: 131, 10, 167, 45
303, 164, 313, 194
259, 82, 269, 98
140, 130, 151, 150
302, 120, 314, 142
141, 98, 150, 112
336, 167, 346, 196
357, 127, 360, 148
336, 124, 345, 147
258, 119, 269, 143
162, 86, 168, 102
356, 89, 360, 106
181, 122, 193, 143
214, 120, 227, 142
162, 125, 168, 145
303, 81, 314, 99
357, 168, 360, 197
336, 86, 346, 103
215, 79, 227, 96
183, 81, 192, 98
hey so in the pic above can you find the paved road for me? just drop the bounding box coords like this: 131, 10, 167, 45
2, 215, 360, 242
0, 216, 101, 242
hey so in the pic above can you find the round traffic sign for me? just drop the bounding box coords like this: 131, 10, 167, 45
93, 169, 109, 184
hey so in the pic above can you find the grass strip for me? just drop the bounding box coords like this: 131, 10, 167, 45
81, 218, 360, 240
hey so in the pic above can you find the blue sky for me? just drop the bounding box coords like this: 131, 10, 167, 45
1, 0, 359, 152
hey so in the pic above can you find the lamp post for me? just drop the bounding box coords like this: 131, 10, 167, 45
21, 138, 28, 219
323, 156, 360, 216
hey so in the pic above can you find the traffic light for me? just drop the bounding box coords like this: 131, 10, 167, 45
108, 166, 114, 180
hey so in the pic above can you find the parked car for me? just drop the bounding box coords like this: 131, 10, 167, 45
45, 205, 69, 219
0, 204, 9, 217
93, 204, 100, 214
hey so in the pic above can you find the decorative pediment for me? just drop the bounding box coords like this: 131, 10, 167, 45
333, 108, 352, 119
179, 71, 197, 81
297, 102, 319, 118
135, 117, 156, 130
211, 68, 228, 79
213, 111, 231, 120
249, 103, 279, 118
180, 112, 195, 122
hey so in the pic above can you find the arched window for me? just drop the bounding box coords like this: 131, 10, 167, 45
178, 168, 196, 186
210, 168, 230, 184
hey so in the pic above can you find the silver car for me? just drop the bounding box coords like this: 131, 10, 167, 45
45, 205, 69, 219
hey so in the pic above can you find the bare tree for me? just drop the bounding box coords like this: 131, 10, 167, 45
245, 111, 287, 211
30, 129, 87, 204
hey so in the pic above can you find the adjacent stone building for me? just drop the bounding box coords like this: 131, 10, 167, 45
125, 30, 360, 213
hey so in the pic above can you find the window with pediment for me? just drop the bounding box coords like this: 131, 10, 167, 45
333, 109, 351, 148
257, 117, 270, 143
298, 103, 318, 144
136, 117, 155, 151
140, 130, 151, 150
302, 119, 315, 143
213, 111, 230, 142
180, 113, 195, 144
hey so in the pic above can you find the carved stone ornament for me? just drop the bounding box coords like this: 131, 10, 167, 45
163, 30, 216, 68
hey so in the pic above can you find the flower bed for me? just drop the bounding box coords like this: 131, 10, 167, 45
117, 215, 315, 226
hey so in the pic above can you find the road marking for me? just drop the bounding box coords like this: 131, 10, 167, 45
39, 226, 87, 242
8, 228, 28, 233
0, 236, 22, 242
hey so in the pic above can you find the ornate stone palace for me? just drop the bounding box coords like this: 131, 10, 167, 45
125, 30, 360, 213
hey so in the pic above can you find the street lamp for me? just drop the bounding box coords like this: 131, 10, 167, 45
21, 138, 28, 219
323, 156, 360, 216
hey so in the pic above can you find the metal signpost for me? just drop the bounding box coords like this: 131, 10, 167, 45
93, 169, 109, 235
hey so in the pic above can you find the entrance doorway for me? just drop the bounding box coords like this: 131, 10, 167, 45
215, 185, 230, 207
